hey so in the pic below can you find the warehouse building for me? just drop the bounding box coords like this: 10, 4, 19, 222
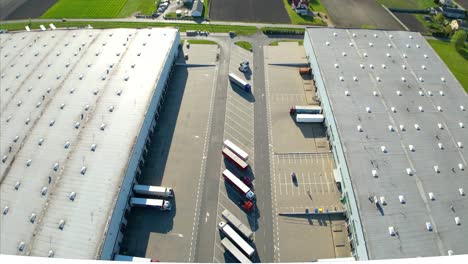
0, 27, 180, 259
304, 28, 468, 260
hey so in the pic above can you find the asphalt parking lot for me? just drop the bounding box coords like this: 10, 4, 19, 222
264, 42, 350, 261
210, 0, 289, 23
121, 44, 219, 262
212, 44, 258, 263
321, 0, 404, 29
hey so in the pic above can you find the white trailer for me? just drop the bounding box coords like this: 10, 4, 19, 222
296, 114, 325, 123
114, 254, 157, 262
133, 184, 174, 198
221, 237, 252, 263
223, 139, 249, 161
130, 197, 171, 211
222, 209, 253, 240
218, 222, 255, 257
228, 73, 252, 92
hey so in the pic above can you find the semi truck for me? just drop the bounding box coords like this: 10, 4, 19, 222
296, 114, 325, 123
290, 105, 322, 115
223, 169, 255, 200
222, 147, 249, 171
221, 237, 252, 263
130, 197, 172, 211
223, 139, 249, 161
222, 209, 254, 240
218, 222, 255, 258
133, 184, 174, 198
113, 254, 158, 262
228, 73, 251, 93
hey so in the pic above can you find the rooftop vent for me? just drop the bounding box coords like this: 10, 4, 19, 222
90, 143, 97, 151
131, 64, 136, 68
25, 118, 30, 125
124, 76, 130, 81
441, 77, 446, 82
459, 122, 464, 128
457, 142, 463, 148
38, 138, 44, 146
374, 34, 378, 38
455, 217, 461, 225
363, 52, 368, 57
352, 33, 357, 37
372, 169, 378, 178
30, 213, 36, 223
53, 162, 59, 171
349, 42, 354, 47
438, 142, 444, 150
80, 166, 87, 175
400, 125, 405, 131
74, 122, 80, 129
386, 53, 391, 57
424, 54, 428, 58
109, 106, 114, 112
360, 64, 365, 69
100, 124, 106, 131
418, 77, 424, 82
414, 124, 420, 130
58, 219, 65, 230
422, 65, 427, 70
396, 90, 402, 96
49, 119, 55, 126
41, 187, 48, 196
459, 163, 464, 170
381, 146, 387, 153
391, 107, 396, 113
325, 41, 330, 46
437, 106, 442, 112
388, 125, 394, 132
69, 192, 76, 201
64, 141, 70, 148
406, 168, 413, 175
14, 181, 20, 190
117, 90, 122, 96
369, 64, 374, 69
26, 159, 32, 166
339, 76, 344, 81
93, 89, 99, 95
353, 76, 358, 81
461, 106, 465, 111
409, 35, 413, 39
428, 192, 435, 200
376, 76, 381, 82
402, 64, 407, 69
13, 135, 19, 142
6, 116, 11, 122
137, 52, 141, 56
387, 43, 392, 48
101, 75, 106, 80
373, 91, 378, 96
47, 87, 51, 93
434, 165, 440, 173
18, 242, 25, 252
36, 102, 41, 108
403, 53, 408, 58
388, 226, 396, 236
334, 63, 339, 68
426, 222, 433, 231
382, 64, 386, 69
342, 52, 347, 57
408, 145, 415, 152
2, 155, 7, 163
357, 125, 363, 132
438, 123, 443, 129
84, 104, 90, 111
333, 32, 338, 36
17, 100, 22, 106
418, 106, 424, 112
440, 90, 445, 96
380, 197, 386, 205
427, 91, 433, 96
3, 206, 8, 215
369, 42, 374, 47
70, 88, 75, 94
366, 107, 371, 113
401, 77, 406, 82
460, 188, 465, 196
399, 195, 405, 204
48, 250, 54, 258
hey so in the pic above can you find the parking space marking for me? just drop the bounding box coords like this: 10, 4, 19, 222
224, 115, 254, 135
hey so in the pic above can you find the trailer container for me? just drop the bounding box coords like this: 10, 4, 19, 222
133, 185, 174, 198
222, 209, 254, 240
218, 222, 255, 257
290, 105, 322, 115
229, 73, 251, 93
222, 147, 249, 171
296, 114, 325, 123
223, 139, 249, 161
221, 237, 252, 263
223, 169, 255, 200
130, 197, 171, 210
299, 67, 311, 75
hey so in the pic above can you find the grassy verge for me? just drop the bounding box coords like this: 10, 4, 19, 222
118, 0, 158, 17
165, 12, 179, 19
376, 0, 436, 9
415, 14, 443, 32
309, 0, 328, 15
427, 38, 468, 93
185, 39, 217, 45
42, 0, 129, 18
0, 21, 257, 36
261, 26, 305, 35
269, 40, 303, 46
361, 24, 377, 29
203, 0, 210, 18
282, 0, 326, 25
235, 41, 252, 51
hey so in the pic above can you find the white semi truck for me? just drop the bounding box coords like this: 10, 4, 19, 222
296, 114, 325, 123
130, 197, 171, 211
133, 184, 174, 198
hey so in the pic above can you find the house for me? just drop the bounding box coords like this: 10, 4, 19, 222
440, 0, 453, 6
191, 0, 204, 17
450, 19, 468, 30
291, 0, 309, 15
442, 6, 466, 19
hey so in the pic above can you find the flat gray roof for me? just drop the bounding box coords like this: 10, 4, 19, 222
0, 27, 178, 258
305, 28, 468, 259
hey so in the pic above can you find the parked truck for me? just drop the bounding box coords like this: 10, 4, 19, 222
296, 114, 325, 123
223, 169, 255, 200
222, 209, 254, 240
113, 254, 158, 262
290, 105, 322, 115
218, 222, 255, 258
228, 73, 251, 93
130, 197, 172, 211
133, 185, 174, 198
221, 237, 252, 263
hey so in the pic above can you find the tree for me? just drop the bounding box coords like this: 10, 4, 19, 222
434, 0, 440, 5
435, 13, 445, 24
453, 30, 467, 52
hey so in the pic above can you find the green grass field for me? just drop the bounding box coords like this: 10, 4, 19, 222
41, 0, 157, 18
428, 38, 468, 93
269, 40, 303, 46
376, 0, 436, 9
282, 0, 326, 25
0, 21, 258, 36
235, 41, 252, 51
185, 39, 218, 45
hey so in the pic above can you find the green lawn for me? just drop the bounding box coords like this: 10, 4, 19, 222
282, 0, 326, 25
118, 0, 158, 17
309, 0, 328, 15
0, 21, 257, 36
235, 41, 252, 51
269, 40, 303, 46
376, 0, 437, 9
261, 26, 305, 35
185, 39, 217, 45
203, 0, 210, 18
428, 38, 468, 93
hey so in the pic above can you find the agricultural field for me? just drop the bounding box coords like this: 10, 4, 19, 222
282, 0, 327, 25
210, 0, 289, 23
376, 0, 437, 9
428, 35, 468, 93
41, 0, 156, 18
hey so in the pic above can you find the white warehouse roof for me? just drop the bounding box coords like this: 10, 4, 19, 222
0, 27, 179, 258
